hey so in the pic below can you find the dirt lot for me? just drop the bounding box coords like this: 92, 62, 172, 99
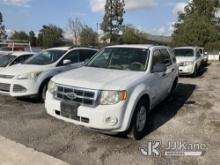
0, 62, 219, 165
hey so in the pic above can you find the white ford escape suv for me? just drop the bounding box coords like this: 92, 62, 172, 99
174, 47, 203, 77
45, 45, 178, 139
0, 47, 98, 101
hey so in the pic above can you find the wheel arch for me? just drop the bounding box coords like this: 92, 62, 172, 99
38, 76, 53, 94
123, 88, 151, 133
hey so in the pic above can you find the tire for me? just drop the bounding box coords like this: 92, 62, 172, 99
39, 81, 49, 102
168, 78, 178, 98
192, 65, 197, 78
128, 98, 149, 140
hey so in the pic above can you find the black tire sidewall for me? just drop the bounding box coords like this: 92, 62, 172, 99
192, 65, 197, 77
40, 82, 49, 102
130, 98, 149, 140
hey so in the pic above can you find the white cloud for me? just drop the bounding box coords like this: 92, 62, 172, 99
173, 2, 187, 16
2, 0, 32, 7
156, 22, 175, 36
89, 0, 157, 13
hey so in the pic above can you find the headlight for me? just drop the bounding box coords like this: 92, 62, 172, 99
183, 61, 194, 66
16, 72, 42, 80
48, 80, 56, 94
99, 90, 127, 105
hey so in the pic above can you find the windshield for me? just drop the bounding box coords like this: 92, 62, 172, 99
0, 55, 16, 67
174, 49, 194, 57
87, 48, 150, 71
23, 50, 66, 65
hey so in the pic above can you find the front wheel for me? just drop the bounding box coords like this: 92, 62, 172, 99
39, 82, 49, 102
128, 98, 149, 140
192, 65, 198, 78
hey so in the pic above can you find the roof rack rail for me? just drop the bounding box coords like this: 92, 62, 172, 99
0, 40, 32, 52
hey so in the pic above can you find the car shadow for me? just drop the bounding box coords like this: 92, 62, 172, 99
141, 83, 196, 139
16, 97, 42, 104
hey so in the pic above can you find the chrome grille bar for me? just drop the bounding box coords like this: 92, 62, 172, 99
54, 84, 99, 106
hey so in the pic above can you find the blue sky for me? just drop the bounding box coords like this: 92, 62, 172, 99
0, 0, 188, 37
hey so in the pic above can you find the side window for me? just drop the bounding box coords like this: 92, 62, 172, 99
10, 55, 32, 65
168, 48, 176, 63
20, 55, 32, 63
79, 50, 97, 62
196, 51, 201, 58
59, 50, 80, 65
151, 50, 163, 71
160, 49, 172, 66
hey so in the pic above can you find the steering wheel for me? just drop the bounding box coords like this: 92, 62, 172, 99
130, 62, 144, 69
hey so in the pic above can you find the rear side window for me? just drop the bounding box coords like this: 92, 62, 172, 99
168, 48, 176, 63
80, 50, 97, 62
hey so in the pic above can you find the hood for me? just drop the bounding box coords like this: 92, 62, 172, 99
176, 56, 195, 63
0, 64, 52, 76
52, 66, 144, 90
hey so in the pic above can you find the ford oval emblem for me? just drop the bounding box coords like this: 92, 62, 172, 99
66, 92, 77, 100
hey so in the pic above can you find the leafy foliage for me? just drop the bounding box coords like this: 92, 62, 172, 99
101, 0, 125, 42
80, 25, 98, 46
172, 0, 220, 47
38, 24, 64, 48
10, 31, 29, 41
120, 25, 148, 44
29, 31, 37, 46
0, 12, 7, 40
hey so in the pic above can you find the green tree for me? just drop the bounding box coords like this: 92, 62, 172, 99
80, 25, 98, 46
0, 12, 7, 40
120, 25, 148, 44
172, 0, 220, 47
29, 31, 37, 46
38, 24, 64, 48
10, 31, 29, 41
101, 0, 125, 43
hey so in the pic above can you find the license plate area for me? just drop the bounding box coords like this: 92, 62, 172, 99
60, 102, 80, 121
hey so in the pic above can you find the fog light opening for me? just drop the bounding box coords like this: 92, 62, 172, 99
105, 116, 118, 126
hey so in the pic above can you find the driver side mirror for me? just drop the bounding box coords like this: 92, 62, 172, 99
152, 63, 167, 73
63, 59, 72, 65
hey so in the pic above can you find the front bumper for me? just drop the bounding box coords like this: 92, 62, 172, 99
0, 78, 39, 97
178, 65, 194, 75
45, 92, 127, 132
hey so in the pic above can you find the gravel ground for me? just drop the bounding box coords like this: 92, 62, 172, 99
0, 62, 219, 165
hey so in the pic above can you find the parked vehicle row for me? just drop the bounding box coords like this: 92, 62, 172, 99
0, 44, 210, 140
174, 47, 204, 77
